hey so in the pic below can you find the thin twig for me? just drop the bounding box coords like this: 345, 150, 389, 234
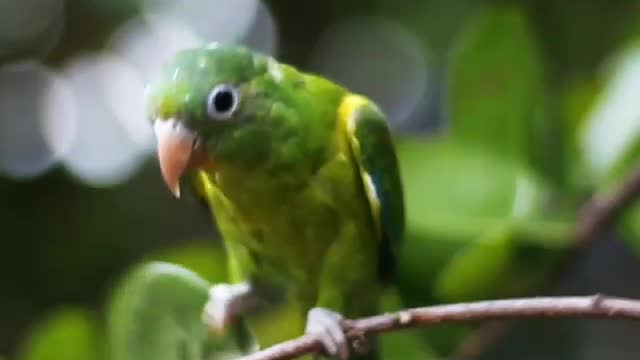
241, 295, 640, 360
575, 165, 640, 245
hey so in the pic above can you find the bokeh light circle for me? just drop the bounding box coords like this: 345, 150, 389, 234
60, 54, 149, 187
0, 62, 75, 179
139, 0, 277, 55
310, 17, 429, 128
142, 0, 256, 42
96, 54, 153, 152
108, 16, 201, 83
239, 1, 279, 56
40, 68, 78, 165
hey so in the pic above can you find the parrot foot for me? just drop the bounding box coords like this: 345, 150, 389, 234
305, 307, 349, 360
202, 282, 253, 334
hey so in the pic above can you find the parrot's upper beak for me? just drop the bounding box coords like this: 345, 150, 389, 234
153, 119, 206, 198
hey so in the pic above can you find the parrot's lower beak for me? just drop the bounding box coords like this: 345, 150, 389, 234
153, 119, 206, 198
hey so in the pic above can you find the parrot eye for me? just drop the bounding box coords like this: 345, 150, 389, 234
207, 84, 239, 120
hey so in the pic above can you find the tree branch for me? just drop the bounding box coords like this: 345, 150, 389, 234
241, 295, 640, 360
575, 165, 640, 245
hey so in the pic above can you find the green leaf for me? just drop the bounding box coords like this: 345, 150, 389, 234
396, 137, 569, 242
395, 222, 468, 308
605, 136, 640, 187
146, 241, 228, 284
561, 75, 603, 192
395, 136, 571, 306
434, 225, 514, 302
448, 6, 552, 174
107, 262, 250, 360
17, 308, 103, 360
398, 137, 526, 221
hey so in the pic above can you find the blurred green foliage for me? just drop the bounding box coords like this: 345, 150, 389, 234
2, 0, 640, 359
108, 262, 251, 360
16, 308, 104, 360
146, 242, 229, 284
449, 7, 546, 170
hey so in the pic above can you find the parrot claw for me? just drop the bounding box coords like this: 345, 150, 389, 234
202, 282, 253, 334
305, 307, 349, 360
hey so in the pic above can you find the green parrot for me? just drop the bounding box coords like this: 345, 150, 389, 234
145, 43, 404, 359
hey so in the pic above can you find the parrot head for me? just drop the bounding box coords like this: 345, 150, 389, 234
145, 43, 283, 197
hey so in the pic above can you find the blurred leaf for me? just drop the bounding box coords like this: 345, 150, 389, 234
396, 223, 466, 308
606, 136, 640, 186
499, 239, 567, 297
398, 137, 525, 221
562, 76, 602, 151
146, 241, 228, 284
579, 41, 640, 184
581, 44, 640, 252
435, 225, 513, 301
395, 135, 572, 354
17, 308, 103, 360
396, 137, 568, 240
448, 6, 554, 176
395, 136, 571, 301
561, 75, 603, 193
108, 262, 251, 360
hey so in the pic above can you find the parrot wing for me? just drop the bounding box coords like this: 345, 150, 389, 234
339, 95, 405, 282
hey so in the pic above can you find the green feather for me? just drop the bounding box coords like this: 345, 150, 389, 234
340, 95, 405, 282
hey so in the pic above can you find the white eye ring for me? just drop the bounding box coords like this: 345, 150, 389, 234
206, 83, 240, 120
